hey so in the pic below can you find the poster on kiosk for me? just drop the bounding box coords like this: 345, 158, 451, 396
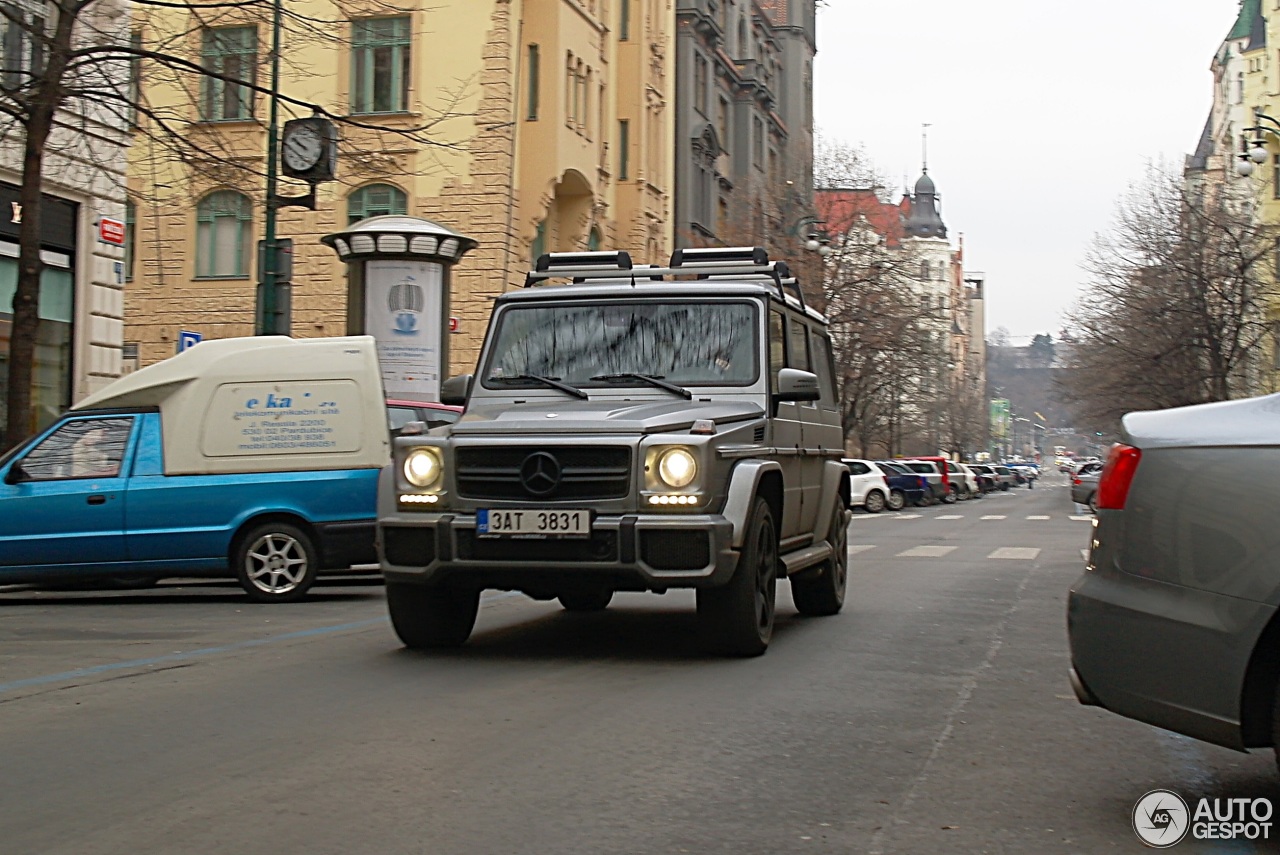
364, 259, 443, 401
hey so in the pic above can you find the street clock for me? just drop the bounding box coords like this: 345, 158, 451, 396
280, 116, 338, 182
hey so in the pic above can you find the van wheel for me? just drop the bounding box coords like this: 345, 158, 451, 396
887, 489, 906, 511
233, 521, 318, 603
792, 503, 848, 617
387, 583, 480, 649
558, 588, 613, 611
698, 497, 777, 656
864, 490, 886, 514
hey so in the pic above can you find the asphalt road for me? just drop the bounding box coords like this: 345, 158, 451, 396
3, 476, 1278, 854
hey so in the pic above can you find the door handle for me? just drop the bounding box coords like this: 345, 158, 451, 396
87, 495, 106, 505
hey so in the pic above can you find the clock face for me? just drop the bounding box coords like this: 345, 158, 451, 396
282, 125, 323, 171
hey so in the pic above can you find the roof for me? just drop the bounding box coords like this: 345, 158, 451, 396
1227, 0, 1263, 46
815, 188, 905, 248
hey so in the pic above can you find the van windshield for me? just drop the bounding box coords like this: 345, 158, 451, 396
482, 300, 759, 388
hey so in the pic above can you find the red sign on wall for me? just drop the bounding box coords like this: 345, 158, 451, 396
448, 316, 459, 332
99, 217, 125, 246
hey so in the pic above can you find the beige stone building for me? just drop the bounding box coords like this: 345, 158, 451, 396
125, 0, 674, 375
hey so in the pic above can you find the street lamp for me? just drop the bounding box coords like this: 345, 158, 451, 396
1235, 107, 1280, 177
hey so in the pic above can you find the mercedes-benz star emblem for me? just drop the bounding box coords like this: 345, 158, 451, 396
520, 451, 562, 496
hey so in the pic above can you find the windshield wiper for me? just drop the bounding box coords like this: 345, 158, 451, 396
488, 373, 588, 400
590, 373, 692, 400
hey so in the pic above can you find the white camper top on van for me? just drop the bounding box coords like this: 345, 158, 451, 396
74, 336, 390, 475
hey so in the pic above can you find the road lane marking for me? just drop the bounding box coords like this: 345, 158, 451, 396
1081, 549, 1088, 560
980, 515, 1007, 520
988, 547, 1041, 560
896, 545, 958, 558
936, 515, 963, 520
1026, 515, 1050, 520
894, 514, 922, 520
849, 545, 877, 555
1070, 515, 1092, 521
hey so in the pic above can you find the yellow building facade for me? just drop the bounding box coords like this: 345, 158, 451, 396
125, 0, 674, 375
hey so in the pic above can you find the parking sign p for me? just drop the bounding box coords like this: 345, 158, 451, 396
178, 330, 203, 353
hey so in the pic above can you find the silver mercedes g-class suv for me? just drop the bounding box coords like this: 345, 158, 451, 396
379, 247, 850, 656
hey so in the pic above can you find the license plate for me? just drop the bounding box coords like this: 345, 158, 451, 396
477, 509, 591, 538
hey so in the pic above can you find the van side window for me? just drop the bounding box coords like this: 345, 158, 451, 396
787, 317, 810, 371
769, 310, 786, 394
809, 331, 838, 410
18, 418, 134, 480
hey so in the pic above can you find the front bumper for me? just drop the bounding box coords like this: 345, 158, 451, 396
379, 511, 739, 591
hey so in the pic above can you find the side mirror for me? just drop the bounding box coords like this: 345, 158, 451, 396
4, 461, 29, 485
440, 374, 473, 407
774, 368, 820, 402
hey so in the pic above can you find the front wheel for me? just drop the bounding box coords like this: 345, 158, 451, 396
698, 497, 777, 656
864, 490, 886, 514
886, 489, 906, 511
233, 521, 319, 603
387, 583, 480, 649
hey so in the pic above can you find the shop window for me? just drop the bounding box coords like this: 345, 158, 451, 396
0, 251, 74, 437
347, 183, 407, 224
195, 190, 252, 279
351, 16, 410, 114
200, 26, 256, 121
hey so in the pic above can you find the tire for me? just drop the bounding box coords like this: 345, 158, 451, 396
942, 485, 958, 504
1088, 493, 1098, 514
387, 582, 480, 649
698, 497, 778, 656
1001, 483, 1009, 492
887, 489, 906, 511
558, 588, 614, 611
864, 490, 886, 514
792, 502, 849, 617
233, 521, 319, 603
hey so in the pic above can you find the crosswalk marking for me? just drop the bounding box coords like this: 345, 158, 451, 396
988, 547, 1041, 560
937, 514, 963, 520
895, 514, 922, 520
1069, 515, 1092, 521
896, 545, 958, 558
981, 515, 1007, 520
1026, 515, 1050, 520
1080, 549, 1088, 560
848, 545, 877, 555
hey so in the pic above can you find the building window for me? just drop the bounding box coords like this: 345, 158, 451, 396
619, 0, 630, 40
195, 190, 252, 279
351, 16, 410, 114
128, 30, 142, 127
200, 26, 256, 121
531, 219, 546, 262
618, 119, 629, 179
694, 53, 709, 115
717, 96, 729, 151
526, 44, 539, 120
347, 183, 407, 224
1, 4, 44, 92
752, 116, 763, 169
1274, 154, 1280, 200
588, 227, 601, 252
124, 200, 135, 282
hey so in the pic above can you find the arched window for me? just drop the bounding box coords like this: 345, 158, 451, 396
587, 227, 601, 251
920, 260, 930, 279
347, 183, 407, 224
195, 190, 252, 278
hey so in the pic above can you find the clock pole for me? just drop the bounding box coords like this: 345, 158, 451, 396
257, 0, 284, 336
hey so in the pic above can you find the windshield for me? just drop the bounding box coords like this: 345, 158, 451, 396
483, 300, 759, 388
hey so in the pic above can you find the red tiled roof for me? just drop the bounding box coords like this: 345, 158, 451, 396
816, 188, 906, 249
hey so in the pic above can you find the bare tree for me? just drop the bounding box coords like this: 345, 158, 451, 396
1058, 163, 1275, 426
1, 0, 468, 450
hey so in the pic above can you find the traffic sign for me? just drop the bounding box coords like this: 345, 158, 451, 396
178, 330, 203, 353
98, 217, 125, 246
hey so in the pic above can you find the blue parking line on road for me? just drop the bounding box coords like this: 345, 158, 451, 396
0, 590, 527, 697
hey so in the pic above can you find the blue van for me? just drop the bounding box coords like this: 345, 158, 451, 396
0, 336, 389, 602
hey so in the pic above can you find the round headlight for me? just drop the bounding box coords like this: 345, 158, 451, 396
404, 448, 441, 488
657, 447, 697, 488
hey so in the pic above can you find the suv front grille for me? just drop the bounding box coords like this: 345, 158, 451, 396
455, 446, 632, 501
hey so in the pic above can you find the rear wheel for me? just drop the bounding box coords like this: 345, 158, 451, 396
698, 497, 777, 656
233, 521, 319, 603
886, 489, 906, 511
864, 490, 886, 514
942, 485, 958, 504
558, 588, 614, 611
387, 583, 480, 649
792, 502, 848, 617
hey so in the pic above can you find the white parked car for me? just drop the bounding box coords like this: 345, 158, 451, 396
955, 464, 982, 499
842, 458, 891, 514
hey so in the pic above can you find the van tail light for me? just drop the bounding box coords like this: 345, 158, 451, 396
1097, 444, 1141, 510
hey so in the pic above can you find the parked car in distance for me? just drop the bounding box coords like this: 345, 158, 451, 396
1070, 462, 1103, 511
875, 460, 929, 510
0, 336, 389, 602
989, 465, 1016, 491
843, 459, 890, 513
387, 399, 464, 435
965, 463, 998, 494
1068, 396, 1280, 772
900, 459, 952, 504
954, 463, 981, 499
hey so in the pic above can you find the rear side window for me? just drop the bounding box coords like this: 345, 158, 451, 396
846, 461, 870, 475
905, 462, 934, 474
809, 330, 837, 410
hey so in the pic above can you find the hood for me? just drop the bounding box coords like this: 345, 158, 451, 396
1122, 394, 1280, 450
449, 398, 765, 436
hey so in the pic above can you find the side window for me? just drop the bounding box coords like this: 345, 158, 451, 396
848, 462, 869, 475
768, 310, 786, 394
809, 330, 838, 410
17, 418, 134, 481
786, 317, 810, 371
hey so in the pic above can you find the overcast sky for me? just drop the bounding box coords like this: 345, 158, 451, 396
812, 0, 1242, 344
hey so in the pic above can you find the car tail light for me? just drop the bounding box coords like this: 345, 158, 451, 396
1072, 476, 1081, 486
1097, 444, 1141, 510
